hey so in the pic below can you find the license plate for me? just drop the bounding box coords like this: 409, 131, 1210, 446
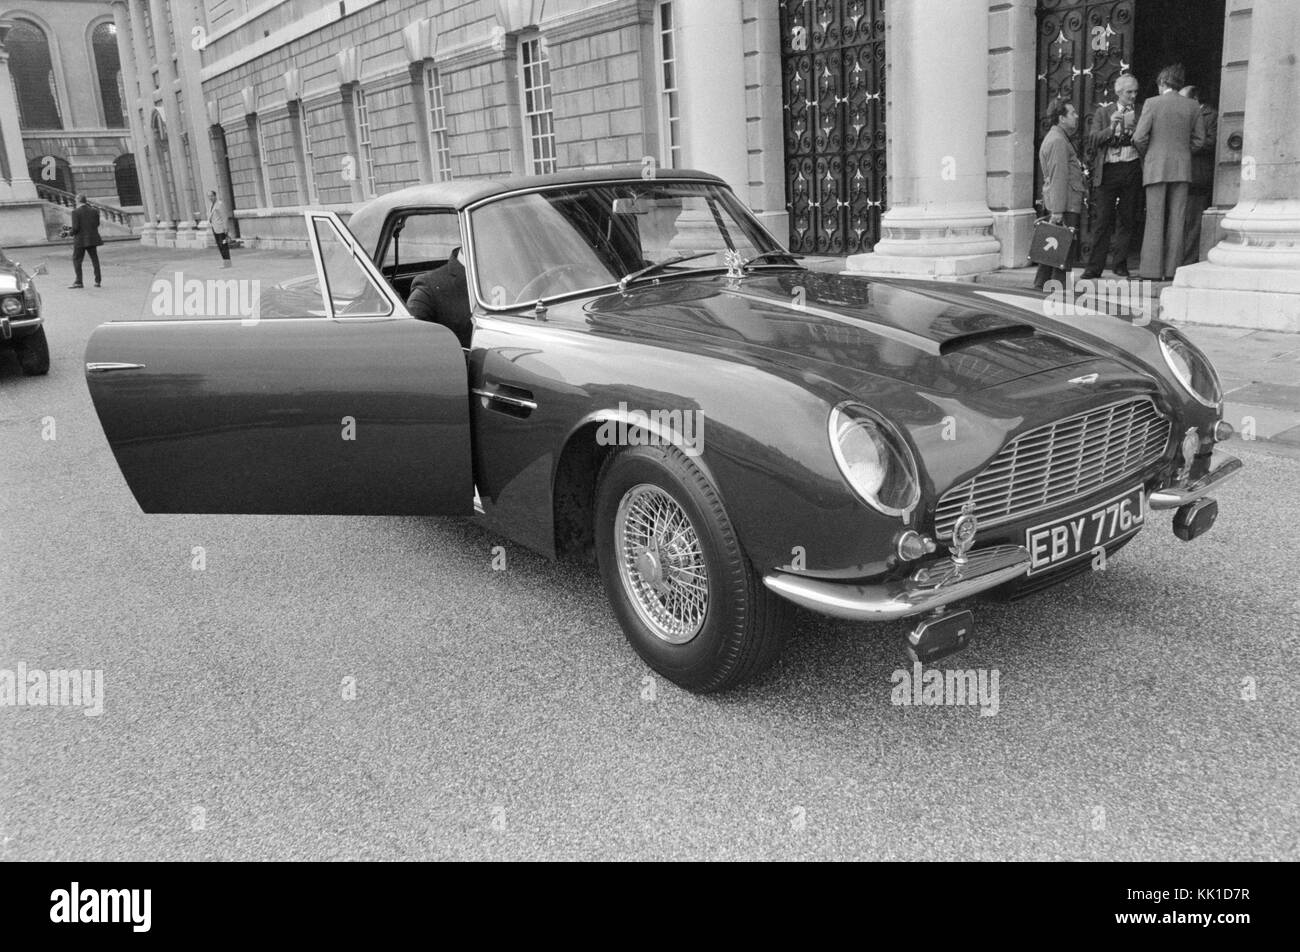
1025, 485, 1145, 575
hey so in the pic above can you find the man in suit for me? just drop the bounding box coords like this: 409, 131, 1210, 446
1034, 99, 1086, 291
406, 247, 471, 347
1082, 73, 1142, 279
69, 194, 103, 289
1179, 85, 1218, 265
1133, 64, 1207, 280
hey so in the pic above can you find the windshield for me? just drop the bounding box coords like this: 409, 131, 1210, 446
468, 181, 784, 307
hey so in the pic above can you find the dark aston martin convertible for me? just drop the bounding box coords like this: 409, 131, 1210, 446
84, 169, 1242, 691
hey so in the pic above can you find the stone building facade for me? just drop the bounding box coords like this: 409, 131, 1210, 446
0, 0, 142, 242
114, 0, 1296, 328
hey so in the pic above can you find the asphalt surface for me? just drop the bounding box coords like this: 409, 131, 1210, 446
2, 244, 1297, 860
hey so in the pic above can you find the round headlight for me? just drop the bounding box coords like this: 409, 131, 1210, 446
1, 296, 22, 315
1159, 327, 1222, 408
828, 403, 920, 519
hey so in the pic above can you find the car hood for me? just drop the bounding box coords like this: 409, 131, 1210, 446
585, 270, 1147, 396
0, 269, 25, 293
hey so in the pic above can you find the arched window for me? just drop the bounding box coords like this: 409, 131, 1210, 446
92, 22, 125, 128
8, 20, 62, 129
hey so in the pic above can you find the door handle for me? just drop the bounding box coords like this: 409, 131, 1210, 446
86, 362, 146, 373
472, 385, 537, 415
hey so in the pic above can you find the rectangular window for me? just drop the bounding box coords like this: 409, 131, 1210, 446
353, 85, 377, 197
423, 63, 453, 182
298, 102, 319, 203
657, 1, 681, 169
518, 35, 557, 175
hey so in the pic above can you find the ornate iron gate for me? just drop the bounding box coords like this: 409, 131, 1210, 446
779, 0, 886, 256
1036, 0, 1136, 263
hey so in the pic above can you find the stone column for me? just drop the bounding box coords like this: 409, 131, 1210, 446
111, 1, 157, 223
1162, 0, 1300, 331
0, 21, 37, 200
148, 0, 197, 219
173, 0, 218, 205
674, 0, 749, 196
848, 0, 1000, 277
127, 0, 170, 221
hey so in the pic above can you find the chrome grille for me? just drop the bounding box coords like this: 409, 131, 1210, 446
934, 397, 1171, 539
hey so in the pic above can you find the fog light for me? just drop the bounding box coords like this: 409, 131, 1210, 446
1173, 498, 1218, 542
896, 530, 936, 562
1213, 420, 1234, 442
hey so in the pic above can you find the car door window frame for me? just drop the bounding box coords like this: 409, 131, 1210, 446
304, 210, 410, 321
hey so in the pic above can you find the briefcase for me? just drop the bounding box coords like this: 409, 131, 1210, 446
1028, 219, 1075, 269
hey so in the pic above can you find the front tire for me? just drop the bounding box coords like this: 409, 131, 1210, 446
16, 327, 49, 376
594, 444, 790, 692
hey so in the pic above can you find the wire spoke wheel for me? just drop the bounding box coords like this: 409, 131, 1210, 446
614, 483, 710, 644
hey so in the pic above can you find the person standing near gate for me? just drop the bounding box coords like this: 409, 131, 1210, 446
1082, 73, 1142, 279
1033, 99, 1086, 292
1179, 85, 1218, 265
1133, 64, 1207, 281
68, 194, 102, 289
208, 190, 232, 268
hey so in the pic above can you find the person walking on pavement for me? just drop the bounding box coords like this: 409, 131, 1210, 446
1082, 73, 1142, 279
1179, 85, 1218, 266
1033, 99, 1087, 292
208, 190, 232, 268
1133, 64, 1207, 281
69, 194, 102, 289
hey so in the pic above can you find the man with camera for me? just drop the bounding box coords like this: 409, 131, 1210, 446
1082, 73, 1142, 280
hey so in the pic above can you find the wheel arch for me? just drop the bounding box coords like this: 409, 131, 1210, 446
552, 408, 726, 563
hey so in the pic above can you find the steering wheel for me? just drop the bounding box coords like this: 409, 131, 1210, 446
513, 264, 610, 304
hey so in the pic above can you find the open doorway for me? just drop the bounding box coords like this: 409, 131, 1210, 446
1132, 0, 1225, 102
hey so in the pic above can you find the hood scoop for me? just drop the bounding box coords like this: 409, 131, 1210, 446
939, 324, 1036, 356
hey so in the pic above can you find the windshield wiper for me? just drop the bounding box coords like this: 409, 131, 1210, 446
741, 250, 804, 270
617, 252, 718, 291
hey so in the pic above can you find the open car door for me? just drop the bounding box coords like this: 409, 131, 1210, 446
84, 211, 472, 515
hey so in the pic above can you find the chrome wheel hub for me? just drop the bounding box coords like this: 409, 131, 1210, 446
614, 484, 710, 644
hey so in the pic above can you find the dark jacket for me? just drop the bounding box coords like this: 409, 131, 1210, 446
1086, 99, 1143, 183
71, 204, 103, 249
1133, 89, 1207, 184
406, 254, 471, 347
1190, 102, 1217, 190
1039, 125, 1086, 215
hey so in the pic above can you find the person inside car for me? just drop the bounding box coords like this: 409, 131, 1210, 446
406, 246, 472, 347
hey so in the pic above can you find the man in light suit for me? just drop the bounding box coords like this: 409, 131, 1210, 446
1082, 73, 1142, 279
1133, 64, 1207, 280
1033, 99, 1086, 291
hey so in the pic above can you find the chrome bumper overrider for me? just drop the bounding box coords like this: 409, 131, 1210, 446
1149, 452, 1243, 510
763, 544, 1031, 622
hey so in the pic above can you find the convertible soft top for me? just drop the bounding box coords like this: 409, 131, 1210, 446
344, 166, 726, 261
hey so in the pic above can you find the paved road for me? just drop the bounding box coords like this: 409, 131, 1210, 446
2, 245, 1297, 860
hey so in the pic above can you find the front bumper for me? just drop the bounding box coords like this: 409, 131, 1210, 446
1149, 451, 1242, 510
764, 451, 1244, 623
763, 544, 1031, 622
0, 315, 41, 341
